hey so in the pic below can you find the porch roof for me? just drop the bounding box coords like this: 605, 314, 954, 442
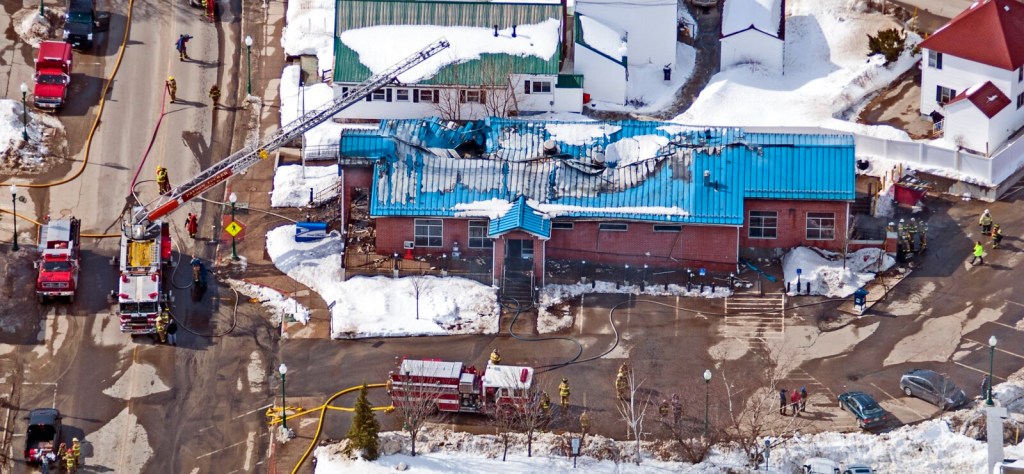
488, 196, 551, 239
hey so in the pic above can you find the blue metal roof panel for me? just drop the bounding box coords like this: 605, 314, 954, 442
488, 196, 551, 238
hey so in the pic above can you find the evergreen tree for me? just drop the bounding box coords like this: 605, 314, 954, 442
345, 384, 380, 460
867, 28, 907, 65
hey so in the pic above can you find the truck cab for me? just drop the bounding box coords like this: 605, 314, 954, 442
24, 408, 62, 464
33, 42, 72, 110
36, 217, 81, 303
63, 0, 110, 50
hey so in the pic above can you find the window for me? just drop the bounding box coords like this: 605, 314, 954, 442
521, 243, 534, 260
551, 222, 574, 230
461, 89, 485, 104
371, 89, 386, 101
927, 50, 942, 69
414, 219, 443, 247
1019, 67, 1023, 82
1017, 92, 1024, 110
936, 86, 956, 105
531, 81, 552, 93
599, 223, 628, 232
419, 89, 436, 102
806, 212, 836, 240
341, 86, 350, 97
468, 220, 492, 249
396, 89, 410, 102
653, 224, 682, 232
748, 210, 778, 239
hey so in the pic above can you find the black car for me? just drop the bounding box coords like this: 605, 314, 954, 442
63, 0, 110, 50
900, 369, 967, 409
838, 391, 889, 430
24, 408, 62, 463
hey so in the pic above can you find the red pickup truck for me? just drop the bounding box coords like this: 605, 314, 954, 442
33, 41, 73, 110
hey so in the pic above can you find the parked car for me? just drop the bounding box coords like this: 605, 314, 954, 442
900, 369, 967, 409
63, 0, 110, 50
803, 457, 840, 474
838, 391, 889, 429
33, 41, 73, 110
843, 464, 874, 474
23, 408, 62, 464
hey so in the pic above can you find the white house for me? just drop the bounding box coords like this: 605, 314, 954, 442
573, 13, 628, 104
919, 0, 1024, 154
720, 0, 785, 73
331, 0, 582, 120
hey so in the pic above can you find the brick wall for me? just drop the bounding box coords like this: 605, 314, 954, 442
375, 217, 494, 259
739, 199, 850, 252
342, 166, 372, 230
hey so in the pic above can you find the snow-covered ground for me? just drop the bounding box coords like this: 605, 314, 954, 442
12, 7, 65, 47
781, 247, 895, 298
279, 65, 377, 155
673, 0, 918, 142
226, 279, 311, 325
270, 164, 339, 208
281, 0, 335, 71
265, 225, 499, 338
589, 43, 697, 114
0, 99, 68, 174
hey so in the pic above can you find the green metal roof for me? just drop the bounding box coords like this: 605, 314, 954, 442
333, 0, 563, 86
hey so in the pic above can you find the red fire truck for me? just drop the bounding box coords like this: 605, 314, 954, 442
35, 216, 81, 303
389, 359, 535, 414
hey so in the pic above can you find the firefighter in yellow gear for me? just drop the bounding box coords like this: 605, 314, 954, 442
558, 377, 571, 407
165, 76, 177, 103
540, 391, 551, 414
579, 410, 590, 433
156, 166, 171, 195
209, 85, 221, 108
615, 363, 628, 399
65, 447, 76, 472
71, 437, 82, 465
155, 311, 170, 343
489, 348, 501, 365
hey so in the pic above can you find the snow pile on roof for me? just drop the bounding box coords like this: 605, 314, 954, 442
340, 20, 561, 84
12, 7, 65, 47
282, 0, 336, 69
271, 164, 339, 208
544, 123, 621, 145
722, 0, 783, 37
782, 247, 895, 298
578, 14, 625, 60
226, 279, 311, 325
266, 225, 498, 338
0, 99, 67, 174
604, 135, 670, 166
452, 199, 515, 219
674, 0, 919, 142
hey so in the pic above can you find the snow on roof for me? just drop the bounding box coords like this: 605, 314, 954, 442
339, 20, 560, 84
452, 198, 515, 219
722, 0, 783, 38
544, 122, 621, 145
481, 364, 534, 390
577, 14, 626, 60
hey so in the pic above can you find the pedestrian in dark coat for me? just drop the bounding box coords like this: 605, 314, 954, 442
167, 319, 178, 346
800, 386, 808, 412
790, 388, 801, 417
779, 388, 788, 415
175, 34, 193, 60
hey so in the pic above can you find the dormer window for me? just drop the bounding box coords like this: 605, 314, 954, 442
928, 50, 943, 69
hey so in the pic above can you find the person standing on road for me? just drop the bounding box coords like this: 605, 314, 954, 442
800, 386, 808, 412
165, 76, 177, 103
971, 241, 985, 266
155, 311, 170, 344
489, 348, 501, 365
980, 209, 994, 236
790, 389, 801, 417
175, 34, 193, 60
167, 318, 179, 346
209, 85, 221, 108
615, 363, 628, 399
185, 212, 199, 239
779, 388, 788, 415
71, 437, 81, 466
156, 166, 171, 195
559, 377, 571, 407
992, 224, 1004, 249
64, 447, 76, 473
40, 450, 55, 474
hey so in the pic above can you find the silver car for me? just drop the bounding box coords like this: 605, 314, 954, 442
900, 369, 967, 409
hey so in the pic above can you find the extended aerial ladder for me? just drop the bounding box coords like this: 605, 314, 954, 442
132, 38, 450, 226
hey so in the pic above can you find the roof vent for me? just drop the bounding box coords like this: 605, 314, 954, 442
988, 95, 999, 102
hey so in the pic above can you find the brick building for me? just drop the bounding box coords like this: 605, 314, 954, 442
338, 117, 855, 289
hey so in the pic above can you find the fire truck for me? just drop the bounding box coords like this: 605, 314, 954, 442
389, 359, 535, 414
111, 39, 450, 334
35, 216, 81, 303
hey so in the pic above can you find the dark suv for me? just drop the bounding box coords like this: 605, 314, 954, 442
24, 408, 62, 464
63, 0, 110, 50
900, 369, 967, 410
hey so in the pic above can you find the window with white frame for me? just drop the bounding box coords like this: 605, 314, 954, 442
468, 220, 492, 249
531, 81, 552, 93
420, 89, 436, 102
806, 212, 836, 240
599, 222, 629, 232
936, 86, 956, 105
927, 50, 942, 69
461, 89, 485, 104
748, 211, 778, 239
551, 222, 574, 230
396, 89, 410, 102
371, 89, 386, 101
414, 219, 443, 247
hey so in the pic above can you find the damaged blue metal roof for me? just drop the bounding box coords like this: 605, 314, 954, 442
488, 196, 551, 238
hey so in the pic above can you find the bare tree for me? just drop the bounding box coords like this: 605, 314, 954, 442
408, 275, 430, 320
655, 389, 722, 463
615, 365, 651, 465
389, 367, 450, 456
433, 88, 464, 122
488, 372, 551, 460
429, 61, 523, 120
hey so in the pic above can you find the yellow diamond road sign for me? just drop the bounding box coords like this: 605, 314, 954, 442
225, 221, 243, 237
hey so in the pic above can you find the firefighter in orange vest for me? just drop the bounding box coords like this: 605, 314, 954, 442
185, 212, 199, 239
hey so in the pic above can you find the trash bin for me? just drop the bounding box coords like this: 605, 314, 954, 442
295, 222, 327, 242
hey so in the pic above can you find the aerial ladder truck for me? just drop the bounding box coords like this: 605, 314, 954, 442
112, 39, 450, 334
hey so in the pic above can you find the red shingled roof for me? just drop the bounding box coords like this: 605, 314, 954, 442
919, 0, 1024, 71
945, 81, 1011, 118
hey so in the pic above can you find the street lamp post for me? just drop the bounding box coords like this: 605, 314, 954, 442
39, 0, 45, 16
10, 185, 19, 252
229, 192, 238, 260
279, 363, 288, 430
987, 336, 997, 406
244, 36, 253, 95
703, 369, 712, 437
20, 83, 29, 141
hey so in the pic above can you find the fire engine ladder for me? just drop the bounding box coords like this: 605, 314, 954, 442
135, 38, 451, 225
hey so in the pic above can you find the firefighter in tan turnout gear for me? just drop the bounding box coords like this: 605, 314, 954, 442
559, 377, 571, 407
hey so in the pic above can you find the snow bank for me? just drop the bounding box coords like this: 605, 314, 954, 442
782, 247, 894, 298
340, 20, 561, 84
12, 7, 65, 47
265, 225, 499, 338
0, 99, 67, 173
282, 0, 335, 69
226, 279, 311, 324
271, 164, 339, 208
